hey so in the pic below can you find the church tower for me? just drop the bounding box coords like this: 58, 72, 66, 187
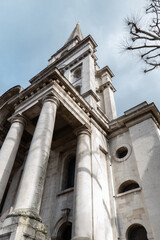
0, 24, 160, 240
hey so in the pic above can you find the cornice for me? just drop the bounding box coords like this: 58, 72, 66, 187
53, 73, 109, 131
96, 65, 114, 78
59, 49, 92, 72
49, 34, 97, 61
7, 68, 109, 133
81, 89, 100, 102
0, 85, 23, 109
96, 81, 116, 93
108, 102, 160, 138
49, 36, 81, 59
97, 106, 110, 122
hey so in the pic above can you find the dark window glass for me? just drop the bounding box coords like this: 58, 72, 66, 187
57, 222, 72, 240
61, 224, 72, 240
119, 181, 139, 194
122, 182, 139, 192
67, 157, 75, 189
116, 146, 128, 159
128, 225, 148, 240
62, 156, 76, 190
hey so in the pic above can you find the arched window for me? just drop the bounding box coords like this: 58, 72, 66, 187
57, 222, 72, 240
118, 180, 140, 194
62, 156, 76, 190
73, 67, 81, 81
127, 224, 148, 240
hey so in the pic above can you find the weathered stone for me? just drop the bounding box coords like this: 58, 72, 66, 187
35, 231, 45, 240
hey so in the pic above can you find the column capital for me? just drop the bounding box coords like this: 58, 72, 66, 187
42, 94, 60, 107
8, 113, 27, 127
74, 126, 91, 136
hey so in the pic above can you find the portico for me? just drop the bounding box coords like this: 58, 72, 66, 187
0, 66, 97, 239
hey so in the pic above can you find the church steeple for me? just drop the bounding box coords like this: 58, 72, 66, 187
65, 23, 84, 45
48, 23, 84, 64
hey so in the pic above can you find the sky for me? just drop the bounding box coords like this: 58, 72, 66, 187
0, 0, 159, 116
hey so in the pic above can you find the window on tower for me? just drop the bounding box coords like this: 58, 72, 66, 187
73, 67, 81, 80
71, 64, 82, 83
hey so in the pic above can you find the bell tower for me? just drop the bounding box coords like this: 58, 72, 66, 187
48, 23, 117, 120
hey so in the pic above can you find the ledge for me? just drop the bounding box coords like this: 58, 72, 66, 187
114, 187, 142, 198
57, 187, 74, 197
81, 89, 100, 102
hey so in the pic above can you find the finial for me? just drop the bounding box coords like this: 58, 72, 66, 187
64, 22, 84, 45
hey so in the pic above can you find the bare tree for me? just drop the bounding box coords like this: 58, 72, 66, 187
126, 0, 160, 72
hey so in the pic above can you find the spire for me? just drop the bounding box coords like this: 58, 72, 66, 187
65, 23, 84, 45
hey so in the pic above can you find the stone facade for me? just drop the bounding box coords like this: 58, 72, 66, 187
0, 24, 159, 240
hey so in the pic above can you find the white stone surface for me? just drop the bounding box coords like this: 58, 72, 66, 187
103, 86, 117, 120
129, 118, 160, 240
72, 127, 92, 240
0, 117, 25, 203
91, 124, 114, 240
13, 96, 59, 216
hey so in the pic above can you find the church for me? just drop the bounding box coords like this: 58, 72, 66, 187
0, 24, 159, 240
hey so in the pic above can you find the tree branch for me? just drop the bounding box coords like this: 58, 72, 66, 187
124, 0, 160, 72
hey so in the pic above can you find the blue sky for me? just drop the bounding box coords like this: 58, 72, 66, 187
0, 0, 160, 116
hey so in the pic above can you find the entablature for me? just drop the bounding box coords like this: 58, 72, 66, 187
7, 68, 109, 134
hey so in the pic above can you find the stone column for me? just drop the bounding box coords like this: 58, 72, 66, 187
72, 127, 92, 240
103, 84, 117, 120
101, 72, 117, 120
13, 95, 59, 219
0, 115, 26, 204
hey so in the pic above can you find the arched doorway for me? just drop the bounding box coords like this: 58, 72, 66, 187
127, 224, 148, 240
57, 222, 72, 240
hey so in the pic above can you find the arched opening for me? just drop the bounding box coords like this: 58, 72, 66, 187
127, 224, 148, 240
116, 146, 128, 159
118, 180, 140, 194
57, 222, 72, 240
73, 67, 81, 81
62, 156, 76, 190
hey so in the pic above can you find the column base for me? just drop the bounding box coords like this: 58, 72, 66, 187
72, 237, 91, 240
0, 215, 51, 240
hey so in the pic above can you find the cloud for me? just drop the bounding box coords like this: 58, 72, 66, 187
0, 0, 159, 117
